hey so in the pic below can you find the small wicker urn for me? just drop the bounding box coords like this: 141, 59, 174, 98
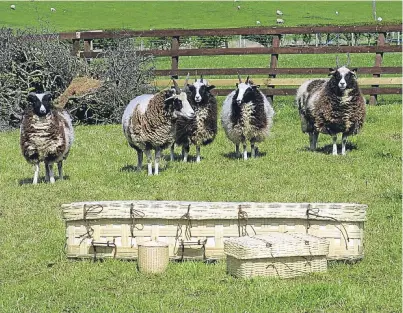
137, 240, 169, 274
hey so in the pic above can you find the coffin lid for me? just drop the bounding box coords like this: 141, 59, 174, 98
61, 200, 367, 222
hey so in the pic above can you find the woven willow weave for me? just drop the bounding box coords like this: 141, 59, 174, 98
61, 200, 366, 261
224, 233, 329, 279
137, 240, 169, 274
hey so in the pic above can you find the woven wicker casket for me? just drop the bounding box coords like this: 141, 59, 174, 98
225, 233, 329, 278
61, 200, 366, 261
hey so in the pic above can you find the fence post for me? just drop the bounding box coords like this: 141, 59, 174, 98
171, 36, 180, 77
268, 34, 281, 103
71, 32, 81, 57
370, 32, 385, 105
84, 39, 93, 53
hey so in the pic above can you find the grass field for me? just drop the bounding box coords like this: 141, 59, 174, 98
0, 1, 401, 32
0, 100, 401, 312
0, 1, 402, 312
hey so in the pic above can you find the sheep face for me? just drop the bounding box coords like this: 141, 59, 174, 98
28, 92, 52, 117
187, 82, 215, 104
164, 92, 194, 119
235, 82, 259, 105
328, 66, 358, 92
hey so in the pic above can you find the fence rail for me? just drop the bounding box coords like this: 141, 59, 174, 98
61, 24, 402, 104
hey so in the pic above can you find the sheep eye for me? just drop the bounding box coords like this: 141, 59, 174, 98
174, 99, 183, 110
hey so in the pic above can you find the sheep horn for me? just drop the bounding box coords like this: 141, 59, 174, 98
336, 56, 340, 68
346, 53, 351, 67
172, 78, 181, 94
246, 76, 250, 84
237, 73, 242, 83
184, 73, 190, 87
200, 74, 203, 83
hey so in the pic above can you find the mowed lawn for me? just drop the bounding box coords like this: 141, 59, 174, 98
0, 99, 401, 312
0, 1, 401, 31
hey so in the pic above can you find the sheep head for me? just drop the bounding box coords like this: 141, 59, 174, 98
235, 75, 259, 105
27, 92, 53, 117
164, 78, 194, 119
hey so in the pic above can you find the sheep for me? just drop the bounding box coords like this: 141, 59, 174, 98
172, 75, 217, 163
10, 4, 16, 10
20, 92, 74, 184
122, 79, 195, 175
276, 18, 284, 24
276, 9, 283, 16
50, 7, 56, 12
221, 75, 274, 160
296, 55, 366, 155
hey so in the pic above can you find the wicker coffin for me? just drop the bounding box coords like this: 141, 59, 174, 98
224, 233, 329, 279
61, 200, 366, 261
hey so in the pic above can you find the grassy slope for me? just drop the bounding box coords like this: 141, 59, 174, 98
0, 1, 401, 31
0, 102, 401, 313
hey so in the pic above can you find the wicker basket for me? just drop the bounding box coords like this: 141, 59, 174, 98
61, 200, 366, 261
225, 233, 329, 278
137, 240, 169, 274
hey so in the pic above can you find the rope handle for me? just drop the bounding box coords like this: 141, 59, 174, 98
306, 206, 350, 250
91, 239, 117, 261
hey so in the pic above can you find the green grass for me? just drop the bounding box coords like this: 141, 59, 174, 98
0, 1, 401, 32
0, 101, 401, 312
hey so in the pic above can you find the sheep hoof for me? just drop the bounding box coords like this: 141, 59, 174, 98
50, 177, 56, 183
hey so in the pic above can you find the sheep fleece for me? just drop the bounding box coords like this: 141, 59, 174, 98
175, 97, 217, 146
301, 79, 366, 136
20, 109, 73, 163
126, 91, 174, 150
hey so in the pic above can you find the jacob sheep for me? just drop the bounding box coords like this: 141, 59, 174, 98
172, 75, 217, 163
296, 55, 366, 155
122, 79, 194, 175
20, 92, 74, 184
221, 75, 274, 160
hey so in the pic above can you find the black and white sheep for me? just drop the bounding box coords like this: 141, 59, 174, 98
221, 75, 275, 160
296, 56, 366, 155
122, 79, 195, 175
20, 92, 74, 184
172, 75, 217, 163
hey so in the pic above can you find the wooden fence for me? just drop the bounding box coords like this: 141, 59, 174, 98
58, 24, 402, 104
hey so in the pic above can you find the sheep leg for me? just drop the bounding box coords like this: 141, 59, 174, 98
243, 143, 248, 160
183, 145, 190, 162
251, 142, 257, 158
235, 144, 240, 158
170, 143, 175, 162
57, 161, 63, 180
332, 135, 338, 155
33, 164, 40, 185
46, 162, 55, 183
196, 145, 201, 163
45, 162, 50, 182
137, 150, 143, 171
342, 133, 348, 155
309, 132, 319, 151
145, 149, 153, 176
154, 148, 161, 175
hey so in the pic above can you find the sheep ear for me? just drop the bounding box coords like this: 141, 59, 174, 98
252, 85, 260, 89
27, 93, 37, 102
207, 85, 215, 91
351, 68, 358, 74
328, 68, 336, 76
236, 83, 239, 88
43, 93, 53, 102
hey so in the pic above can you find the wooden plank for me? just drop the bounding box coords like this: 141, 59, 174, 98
80, 45, 401, 59
154, 77, 402, 87
59, 25, 403, 40
370, 32, 386, 105
211, 87, 402, 96
136, 45, 402, 58
155, 67, 402, 76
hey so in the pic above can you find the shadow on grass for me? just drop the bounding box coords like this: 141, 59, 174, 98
120, 165, 138, 172
222, 150, 267, 160
120, 163, 170, 174
19, 175, 70, 186
298, 142, 358, 155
